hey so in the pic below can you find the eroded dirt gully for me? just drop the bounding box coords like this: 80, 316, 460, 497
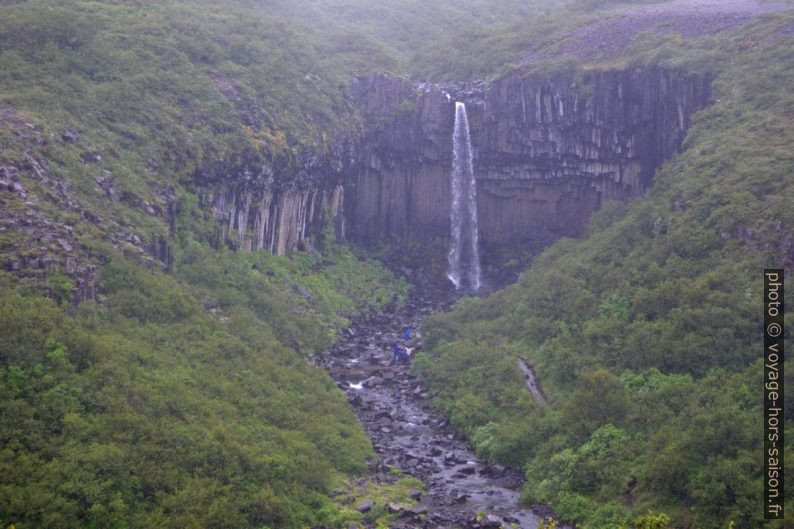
319, 289, 557, 529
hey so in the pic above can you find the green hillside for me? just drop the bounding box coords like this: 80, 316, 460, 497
0, 241, 408, 529
0, 0, 792, 528
416, 11, 794, 529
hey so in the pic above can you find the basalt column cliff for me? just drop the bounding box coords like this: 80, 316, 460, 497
345, 68, 712, 278
195, 144, 354, 255
199, 67, 711, 279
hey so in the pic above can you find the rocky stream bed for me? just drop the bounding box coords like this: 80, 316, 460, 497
319, 292, 560, 529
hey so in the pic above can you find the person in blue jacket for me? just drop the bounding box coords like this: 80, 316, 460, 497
392, 343, 407, 364
402, 326, 412, 341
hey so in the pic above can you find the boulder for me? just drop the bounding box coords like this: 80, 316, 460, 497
481, 514, 503, 528
363, 376, 383, 387
293, 285, 312, 299
458, 465, 476, 475
373, 410, 393, 421
452, 493, 470, 504
61, 129, 79, 142
408, 505, 428, 516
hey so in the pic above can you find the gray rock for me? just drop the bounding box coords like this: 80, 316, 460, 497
293, 285, 312, 299
490, 463, 506, 477
481, 514, 503, 527
363, 376, 383, 387
408, 505, 428, 516
459, 465, 476, 475
346, 70, 709, 265
356, 500, 373, 513
61, 129, 79, 142
453, 493, 469, 504
81, 152, 101, 164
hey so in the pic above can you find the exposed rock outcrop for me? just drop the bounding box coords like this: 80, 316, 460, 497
190, 66, 711, 282
344, 68, 711, 278
195, 146, 351, 255
0, 108, 171, 303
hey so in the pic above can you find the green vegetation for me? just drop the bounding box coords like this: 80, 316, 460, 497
0, 239, 407, 529
2, 0, 792, 527
332, 474, 426, 528
417, 11, 794, 529
0, 0, 359, 260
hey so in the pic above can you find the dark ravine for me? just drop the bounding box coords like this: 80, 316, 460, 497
320, 293, 562, 529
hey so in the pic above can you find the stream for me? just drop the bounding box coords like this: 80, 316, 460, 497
321, 292, 557, 529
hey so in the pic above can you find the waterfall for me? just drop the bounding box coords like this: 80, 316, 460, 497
447, 102, 481, 291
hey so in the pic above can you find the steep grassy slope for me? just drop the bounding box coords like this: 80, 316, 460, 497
0, 0, 358, 269
417, 11, 794, 529
0, 241, 407, 529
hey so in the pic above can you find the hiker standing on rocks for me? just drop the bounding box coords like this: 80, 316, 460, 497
392, 343, 402, 363
393, 343, 408, 364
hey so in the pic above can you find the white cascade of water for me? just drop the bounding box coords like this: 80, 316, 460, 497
447, 102, 481, 291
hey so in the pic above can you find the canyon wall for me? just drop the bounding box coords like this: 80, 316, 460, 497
198, 67, 711, 274
194, 146, 351, 255
346, 69, 712, 264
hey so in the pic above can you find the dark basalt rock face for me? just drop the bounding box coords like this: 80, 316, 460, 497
193, 143, 353, 255
345, 68, 711, 278
197, 67, 711, 279
345, 74, 456, 244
